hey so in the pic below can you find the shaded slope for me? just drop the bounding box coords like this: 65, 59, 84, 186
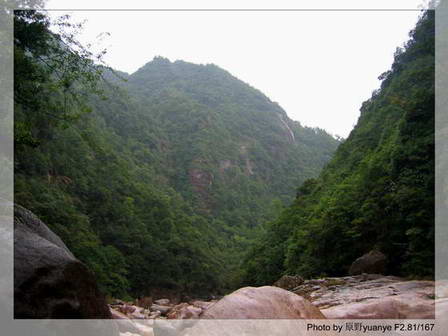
15, 47, 339, 296
242, 10, 434, 285
124, 58, 339, 227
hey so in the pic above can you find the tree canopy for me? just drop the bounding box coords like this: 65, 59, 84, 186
14, 10, 339, 298
241, 10, 435, 285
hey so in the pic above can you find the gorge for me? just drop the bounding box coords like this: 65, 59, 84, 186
10, 5, 437, 331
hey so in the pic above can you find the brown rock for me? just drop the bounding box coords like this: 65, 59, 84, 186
349, 250, 387, 275
200, 286, 325, 319
167, 303, 188, 319
136, 296, 153, 309
273, 275, 304, 290
118, 304, 136, 315
191, 300, 216, 310
167, 303, 202, 319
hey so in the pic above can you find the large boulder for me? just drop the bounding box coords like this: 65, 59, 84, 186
159, 287, 327, 336
349, 250, 387, 275
308, 278, 436, 319
273, 275, 304, 290
14, 205, 111, 319
322, 295, 435, 319
200, 286, 325, 319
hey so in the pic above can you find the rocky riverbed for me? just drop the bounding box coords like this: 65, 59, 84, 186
111, 274, 447, 336
290, 274, 439, 319
14, 205, 445, 336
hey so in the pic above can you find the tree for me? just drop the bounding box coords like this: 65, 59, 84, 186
14, 9, 107, 148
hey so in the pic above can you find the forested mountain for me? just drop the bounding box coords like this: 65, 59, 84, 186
242, 10, 435, 285
121, 58, 338, 228
14, 10, 339, 299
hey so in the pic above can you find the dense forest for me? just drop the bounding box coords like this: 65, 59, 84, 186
13, 9, 339, 299
241, 10, 435, 285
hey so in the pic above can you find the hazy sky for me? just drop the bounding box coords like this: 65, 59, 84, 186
45, 1, 424, 137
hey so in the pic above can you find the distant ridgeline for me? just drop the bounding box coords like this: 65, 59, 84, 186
242, 10, 434, 285
14, 11, 339, 299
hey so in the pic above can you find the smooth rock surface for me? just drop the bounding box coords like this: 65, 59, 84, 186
14, 205, 111, 319
290, 274, 436, 319
201, 286, 325, 319
322, 295, 435, 319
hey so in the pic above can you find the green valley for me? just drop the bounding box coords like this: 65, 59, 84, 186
13, 9, 339, 299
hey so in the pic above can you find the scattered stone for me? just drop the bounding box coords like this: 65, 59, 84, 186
111, 299, 125, 306
150, 304, 172, 315
154, 298, 170, 305
112, 274, 437, 323
167, 303, 202, 319
118, 304, 136, 315
130, 307, 147, 319
136, 297, 152, 309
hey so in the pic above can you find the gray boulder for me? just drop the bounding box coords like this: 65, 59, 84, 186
349, 250, 387, 275
14, 205, 112, 319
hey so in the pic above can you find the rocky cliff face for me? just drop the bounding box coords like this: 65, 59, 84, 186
14, 205, 111, 319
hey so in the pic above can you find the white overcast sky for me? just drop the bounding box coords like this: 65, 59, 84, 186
45, 0, 426, 137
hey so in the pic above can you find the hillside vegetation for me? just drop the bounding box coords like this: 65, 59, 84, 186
13, 10, 339, 299
242, 10, 435, 285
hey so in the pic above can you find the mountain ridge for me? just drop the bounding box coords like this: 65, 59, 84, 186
14, 25, 339, 298
241, 9, 435, 285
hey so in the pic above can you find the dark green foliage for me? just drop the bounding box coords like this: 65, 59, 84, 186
14, 11, 338, 298
14, 10, 106, 149
242, 10, 435, 284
